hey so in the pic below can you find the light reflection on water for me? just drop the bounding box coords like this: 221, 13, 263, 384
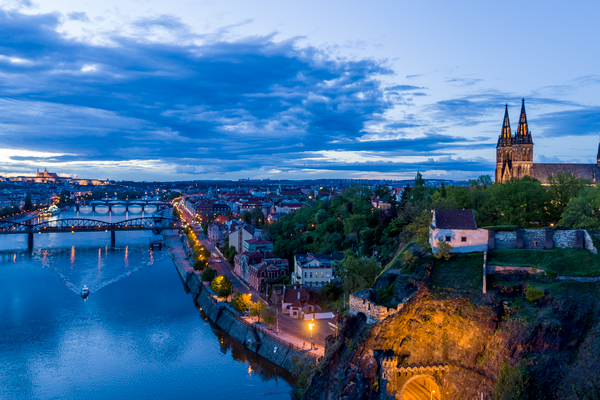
0, 211, 293, 399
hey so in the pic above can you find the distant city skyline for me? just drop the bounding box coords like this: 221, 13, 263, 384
0, 0, 599, 181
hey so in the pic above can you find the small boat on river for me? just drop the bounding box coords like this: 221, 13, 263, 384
81, 285, 89, 297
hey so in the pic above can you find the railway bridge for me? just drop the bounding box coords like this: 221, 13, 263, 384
0, 217, 182, 248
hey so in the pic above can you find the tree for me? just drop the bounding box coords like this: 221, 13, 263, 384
241, 211, 252, 224
210, 275, 224, 293
489, 176, 549, 226
439, 182, 447, 198
414, 171, 425, 186
403, 209, 433, 248
547, 172, 591, 220
434, 238, 453, 261
232, 293, 251, 312
249, 300, 266, 323
251, 207, 264, 227
314, 209, 328, 225
337, 255, 381, 295
200, 267, 217, 283
23, 194, 33, 211
217, 276, 233, 299
262, 307, 277, 326
559, 186, 600, 230
59, 190, 71, 205
227, 246, 237, 266
469, 175, 493, 189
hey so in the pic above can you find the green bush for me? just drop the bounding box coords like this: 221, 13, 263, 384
376, 283, 395, 306
232, 293, 250, 312
200, 267, 217, 283
525, 285, 545, 302
494, 362, 530, 400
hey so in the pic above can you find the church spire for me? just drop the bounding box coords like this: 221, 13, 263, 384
517, 98, 529, 136
497, 104, 512, 147
515, 98, 533, 144
597, 137, 600, 167
502, 104, 511, 139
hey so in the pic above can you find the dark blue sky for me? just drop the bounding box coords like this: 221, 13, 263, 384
0, 1, 599, 181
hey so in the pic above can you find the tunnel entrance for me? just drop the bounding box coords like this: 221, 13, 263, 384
400, 375, 440, 400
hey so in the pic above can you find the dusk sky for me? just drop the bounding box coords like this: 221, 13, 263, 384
0, 0, 599, 181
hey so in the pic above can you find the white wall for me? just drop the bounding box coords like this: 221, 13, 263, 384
430, 228, 488, 253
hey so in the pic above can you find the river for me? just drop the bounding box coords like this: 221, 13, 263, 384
0, 207, 294, 399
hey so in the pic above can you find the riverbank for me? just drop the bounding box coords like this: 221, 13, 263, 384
163, 233, 318, 376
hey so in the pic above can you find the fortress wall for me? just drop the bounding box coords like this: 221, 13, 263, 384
490, 229, 594, 253
554, 230, 577, 249
494, 231, 517, 249
523, 229, 547, 250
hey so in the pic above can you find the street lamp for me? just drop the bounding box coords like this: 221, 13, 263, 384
431, 390, 435, 400
308, 321, 314, 350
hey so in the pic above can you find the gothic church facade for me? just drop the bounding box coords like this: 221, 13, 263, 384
495, 99, 600, 184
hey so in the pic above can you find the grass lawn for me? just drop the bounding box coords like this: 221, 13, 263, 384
430, 252, 484, 294
488, 248, 600, 277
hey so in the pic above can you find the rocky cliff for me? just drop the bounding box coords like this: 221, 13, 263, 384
304, 254, 600, 400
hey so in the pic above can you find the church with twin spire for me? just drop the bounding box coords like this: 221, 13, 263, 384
495, 99, 600, 184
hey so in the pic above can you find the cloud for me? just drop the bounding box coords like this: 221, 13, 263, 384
445, 77, 483, 86
533, 107, 600, 138
0, 7, 591, 181
67, 12, 89, 22
386, 85, 425, 91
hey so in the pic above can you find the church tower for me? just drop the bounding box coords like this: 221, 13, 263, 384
495, 104, 513, 182
512, 99, 534, 179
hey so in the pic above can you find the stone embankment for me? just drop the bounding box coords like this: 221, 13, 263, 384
166, 235, 316, 376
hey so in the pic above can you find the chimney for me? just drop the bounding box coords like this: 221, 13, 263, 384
297, 292, 300, 300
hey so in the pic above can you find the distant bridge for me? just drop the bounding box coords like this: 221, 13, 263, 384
81, 199, 171, 212
0, 217, 182, 248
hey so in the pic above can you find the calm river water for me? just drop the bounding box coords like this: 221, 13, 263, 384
0, 207, 293, 399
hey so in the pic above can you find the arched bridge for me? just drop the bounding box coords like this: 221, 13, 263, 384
81, 199, 171, 212
0, 217, 182, 248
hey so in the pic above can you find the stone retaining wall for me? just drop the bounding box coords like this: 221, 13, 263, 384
171, 257, 315, 375
488, 229, 597, 254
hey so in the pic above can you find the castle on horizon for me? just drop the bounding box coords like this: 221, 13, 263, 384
495, 99, 600, 184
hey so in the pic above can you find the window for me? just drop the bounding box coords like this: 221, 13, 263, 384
304, 272, 307, 278
310, 272, 313, 278
321, 272, 324, 277
461, 237, 467, 242
445, 236, 451, 242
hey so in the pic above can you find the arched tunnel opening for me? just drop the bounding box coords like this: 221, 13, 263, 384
401, 375, 440, 400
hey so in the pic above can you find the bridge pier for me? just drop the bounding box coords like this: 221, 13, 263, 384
27, 232, 34, 250
75, 203, 80, 212
92, 205, 96, 212
108, 204, 112, 212
110, 231, 115, 247
141, 204, 145, 212
125, 203, 129, 212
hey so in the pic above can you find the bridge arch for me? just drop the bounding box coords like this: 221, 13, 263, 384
399, 374, 440, 400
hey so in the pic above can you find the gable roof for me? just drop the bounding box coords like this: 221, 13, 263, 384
283, 288, 310, 304
433, 209, 477, 230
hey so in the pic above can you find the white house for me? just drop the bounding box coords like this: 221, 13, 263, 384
429, 209, 488, 254
292, 253, 343, 287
